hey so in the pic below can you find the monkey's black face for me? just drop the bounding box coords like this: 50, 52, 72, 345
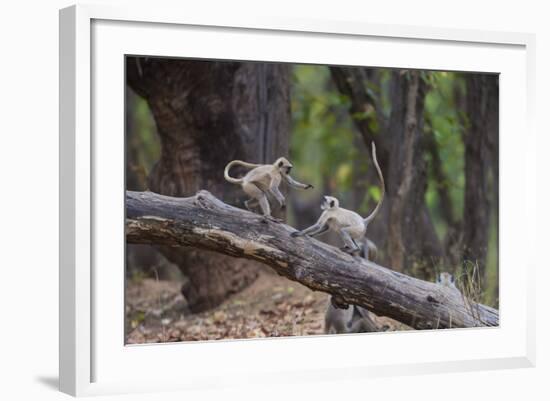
321, 196, 339, 210
285, 166, 292, 175
437, 273, 455, 285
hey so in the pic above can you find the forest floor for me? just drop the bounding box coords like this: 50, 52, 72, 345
125, 269, 408, 344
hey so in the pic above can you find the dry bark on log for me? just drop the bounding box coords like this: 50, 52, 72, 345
126, 190, 499, 330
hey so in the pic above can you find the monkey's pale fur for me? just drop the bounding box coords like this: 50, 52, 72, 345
292, 142, 385, 254
324, 239, 380, 334
224, 157, 312, 218
435, 272, 460, 292
324, 301, 378, 334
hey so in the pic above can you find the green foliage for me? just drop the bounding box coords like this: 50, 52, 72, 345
291, 67, 468, 230
358, 185, 381, 214
378, 70, 393, 118
424, 72, 466, 232
133, 96, 160, 173
290, 65, 359, 197
367, 185, 381, 202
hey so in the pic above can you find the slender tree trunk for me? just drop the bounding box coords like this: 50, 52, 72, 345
462, 74, 498, 281
350, 129, 370, 212
385, 71, 443, 275
329, 68, 444, 277
424, 124, 463, 268
127, 58, 290, 312
329, 66, 390, 168
485, 75, 499, 302
387, 71, 420, 270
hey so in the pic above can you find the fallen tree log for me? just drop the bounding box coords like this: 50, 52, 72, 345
126, 190, 499, 329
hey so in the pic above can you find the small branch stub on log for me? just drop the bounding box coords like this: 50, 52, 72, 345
126, 190, 499, 330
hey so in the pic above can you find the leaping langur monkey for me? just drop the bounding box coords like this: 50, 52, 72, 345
291, 142, 385, 255
224, 157, 313, 220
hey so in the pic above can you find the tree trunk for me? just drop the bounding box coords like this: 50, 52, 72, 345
329, 68, 444, 278
424, 122, 464, 270
127, 58, 290, 312
462, 74, 498, 281
350, 133, 370, 212
126, 190, 499, 329
384, 71, 443, 275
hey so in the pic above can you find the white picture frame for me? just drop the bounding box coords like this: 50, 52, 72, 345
59, 3, 536, 397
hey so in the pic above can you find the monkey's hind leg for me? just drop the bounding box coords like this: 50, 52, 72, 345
244, 199, 258, 212
242, 182, 271, 219
338, 228, 361, 255
362, 238, 378, 261
258, 193, 283, 223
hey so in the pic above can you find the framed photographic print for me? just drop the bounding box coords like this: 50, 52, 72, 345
59, 4, 536, 396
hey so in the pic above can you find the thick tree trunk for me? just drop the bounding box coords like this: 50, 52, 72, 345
126, 190, 499, 329
127, 58, 290, 312
462, 74, 498, 280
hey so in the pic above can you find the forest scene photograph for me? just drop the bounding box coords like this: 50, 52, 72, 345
124, 56, 499, 344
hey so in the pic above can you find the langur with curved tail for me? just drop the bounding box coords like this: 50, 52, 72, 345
224, 157, 313, 220
291, 142, 385, 255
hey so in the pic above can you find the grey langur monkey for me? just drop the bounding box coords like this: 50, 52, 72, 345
324, 238, 381, 334
291, 142, 384, 255
224, 157, 313, 219
361, 238, 378, 261
324, 301, 378, 334
435, 272, 460, 293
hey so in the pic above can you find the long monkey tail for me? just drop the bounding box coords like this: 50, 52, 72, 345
223, 160, 262, 185
364, 142, 385, 225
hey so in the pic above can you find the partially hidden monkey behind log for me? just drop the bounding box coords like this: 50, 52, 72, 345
224, 157, 313, 220
324, 300, 379, 334
435, 272, 461, 295
291, 142, 384, 256
324, 240, 382, 334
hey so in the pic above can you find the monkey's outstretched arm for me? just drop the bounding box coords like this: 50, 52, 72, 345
309, 224, 330, 237
291, 223, 325, 237
291, 214, 330, 238
284, 174, 313, 190
305, 224, 330, 237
